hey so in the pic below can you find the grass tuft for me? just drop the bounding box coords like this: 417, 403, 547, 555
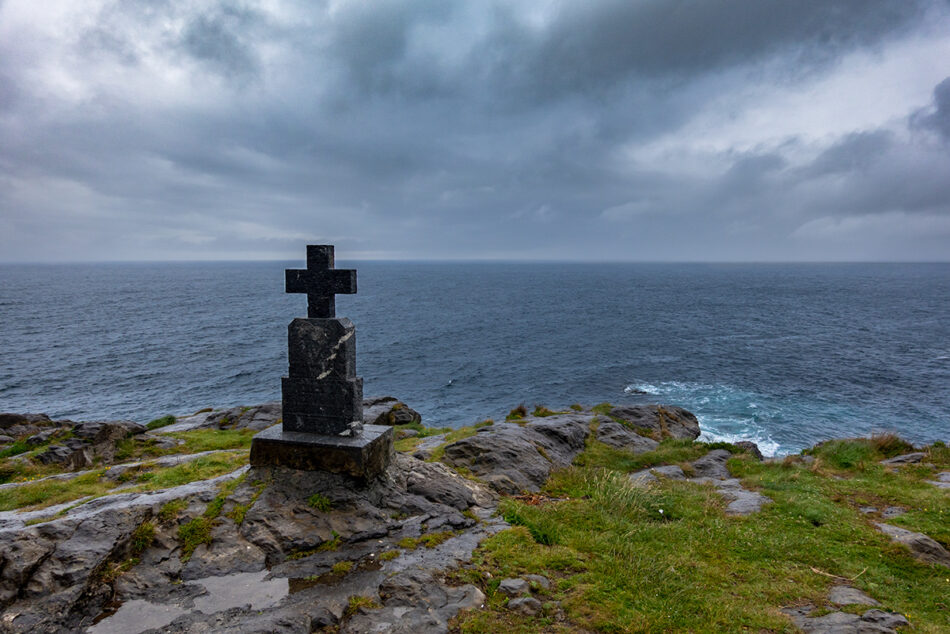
146, 415, 177, 431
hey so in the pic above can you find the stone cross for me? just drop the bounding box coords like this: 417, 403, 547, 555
250, 245, 393, 479
285, 245, 357, 319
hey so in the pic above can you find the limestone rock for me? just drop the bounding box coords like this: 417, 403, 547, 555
880, 452, 925, 465
926, 472, 950, 489
690, 449, 732, 479
363, 396, 423, 427
498, 578, 530, 597
508, 596, 542, 616
735, 441, 763, 461
629, 465, 686, 486
161, 403, 281, 433
785, 605, 909, 633
829, 585, 880, 606
595, 421, 659, 454
874, 522, 950, 567
524, 574, 551, 590
441, 414, 592, 494
0, 413, 52, 430
606, 405, 700, 440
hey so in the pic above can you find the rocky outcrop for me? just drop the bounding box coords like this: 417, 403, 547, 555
363, 397, 423, 427
161, 403, 281, 433
595, 421, 659, 453
603, 405, 700, 440
0, 449, 500, 634
441, 414, 593, 494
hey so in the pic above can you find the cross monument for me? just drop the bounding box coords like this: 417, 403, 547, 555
250, 245, 393, 479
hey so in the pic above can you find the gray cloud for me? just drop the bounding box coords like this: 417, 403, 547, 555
0, 0, 949, 262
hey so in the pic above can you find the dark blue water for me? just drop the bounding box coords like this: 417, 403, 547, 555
1, 262, 948, 455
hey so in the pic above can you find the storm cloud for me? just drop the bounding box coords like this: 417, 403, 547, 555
1, 0, 949, 261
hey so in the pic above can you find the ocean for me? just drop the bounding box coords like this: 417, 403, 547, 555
1, 261, 947, 456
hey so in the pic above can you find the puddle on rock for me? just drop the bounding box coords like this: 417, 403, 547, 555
86, 570, 288, 634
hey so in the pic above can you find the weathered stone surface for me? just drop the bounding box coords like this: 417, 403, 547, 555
829, 585, 880, 606
249, 424, 392, 480
524, 574, 551, 590
874, 522, 950, 567
287, 317, 356, 380
508, 596, 542, 616
880, 452, 925, 465
784, 605, 910, 633
498, 578, 530, 597
735, 441, 764, 461
629, 465, 687, 486
690, 449, 732, 479
595, 421, 659, 453
926, 472, 950, 489
412, 433, 448, 460
161, 403, 282, 433
606, 405, 700, 440
364, 396, 423, 427
0, 469, 247, 632
30, 420, 145, 470
441, 414, 592, 494
280, 375, 363, 435
0, 413, 52, 430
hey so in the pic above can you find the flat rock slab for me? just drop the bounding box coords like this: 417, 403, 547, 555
926, 472, 950, 489
784, 606, 909, 633
829, 585, 880, 606
594, 421, 659, 454
874, 522, 950, 567
879, 452, 925, 465
249, 424, 393, 480
629, 465, 686, 486
690, 449, 732, 479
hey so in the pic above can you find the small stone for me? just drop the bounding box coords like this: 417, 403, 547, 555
875, 522, 950, 567
498, 578, 530, 597
690, 449, 732, 479
828, 585, 880, 606
0, 435, 14, 444
881, 506, 906, 519
859, 506, 877, 515
524, 574, 551, 590
395, 428, 419, 440
880, 452, 925, 465
651, 465, 686, 479
508, 597, 542, 617
861, 609, 910, 629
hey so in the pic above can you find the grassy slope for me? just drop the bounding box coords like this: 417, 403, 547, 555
450, 435, 950, 633
0, 427, 254, 512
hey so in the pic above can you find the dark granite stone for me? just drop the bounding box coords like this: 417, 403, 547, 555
281, 377, 363, 435
287, 317, 355, 379
285, 245, 356, 319
252, 244, 390, 479
249, 424, 393, 480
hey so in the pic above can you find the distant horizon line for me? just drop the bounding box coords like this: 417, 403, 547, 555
2, 258, 949, 265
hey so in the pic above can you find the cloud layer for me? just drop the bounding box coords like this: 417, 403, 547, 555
1, 0, 949, 261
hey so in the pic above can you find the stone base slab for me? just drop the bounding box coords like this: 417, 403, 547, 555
249, 424, 393, 480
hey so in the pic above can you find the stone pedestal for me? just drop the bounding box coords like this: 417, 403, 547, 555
250, 424, 393, 480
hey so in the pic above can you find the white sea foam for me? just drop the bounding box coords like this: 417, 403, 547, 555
623, 380, 787, 456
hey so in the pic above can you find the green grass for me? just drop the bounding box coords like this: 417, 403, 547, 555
158, 498, 189, 523
146, 415, 177, 431
455, 439, 950, 633
0, 440, 32, 460
308, 492, 332, 512
0, 451, 248, 512
177, 473, 248, 561
397, 531, 456, 550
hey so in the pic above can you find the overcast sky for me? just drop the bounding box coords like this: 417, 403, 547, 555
1, 0, 949, 262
